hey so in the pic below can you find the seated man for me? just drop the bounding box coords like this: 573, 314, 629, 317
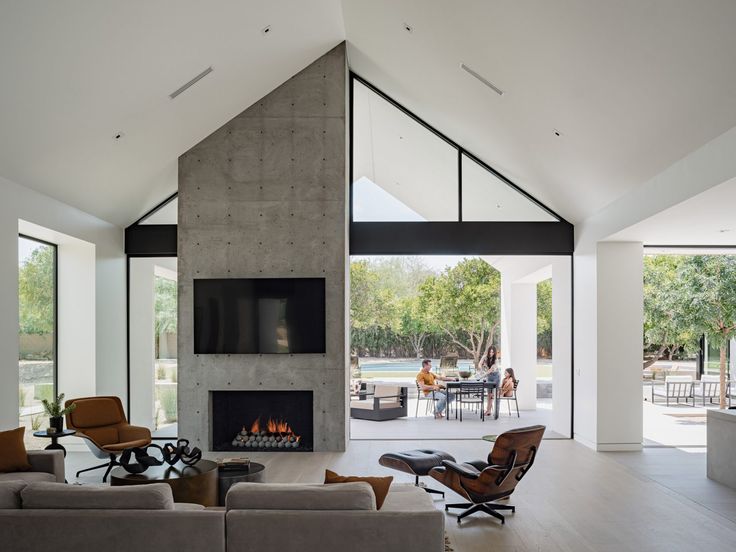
416, 359, 457, 419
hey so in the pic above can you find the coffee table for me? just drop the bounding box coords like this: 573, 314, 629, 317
110, 459, 218, 506
217, 462, 265, 506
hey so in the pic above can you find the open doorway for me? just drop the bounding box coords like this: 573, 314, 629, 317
348, 255, 571, 440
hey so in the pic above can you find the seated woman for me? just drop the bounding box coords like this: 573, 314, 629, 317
500, 368, 517, 397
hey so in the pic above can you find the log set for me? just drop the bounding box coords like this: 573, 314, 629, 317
231, 417, 302, 450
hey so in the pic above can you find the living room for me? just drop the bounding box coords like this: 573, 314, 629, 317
4, 2, 736, 551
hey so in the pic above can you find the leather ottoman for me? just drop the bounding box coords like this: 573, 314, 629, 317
379, 449, 456, 497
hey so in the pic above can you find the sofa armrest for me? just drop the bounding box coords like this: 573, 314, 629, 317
27, 450, 65, 483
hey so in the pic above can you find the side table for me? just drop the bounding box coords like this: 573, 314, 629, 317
217, 462, 266, 506
33, 429, 76, 457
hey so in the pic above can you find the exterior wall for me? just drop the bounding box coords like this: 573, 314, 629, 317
177, 44, 348, 452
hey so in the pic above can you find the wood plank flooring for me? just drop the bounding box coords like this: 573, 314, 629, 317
65, 440, 736, 551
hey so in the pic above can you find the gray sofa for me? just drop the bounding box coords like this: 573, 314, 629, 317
225, 482, 444, 552
0, 479, 443, 552
0, 449, 65, 483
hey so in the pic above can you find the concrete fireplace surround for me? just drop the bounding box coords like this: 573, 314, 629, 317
177, 43, 349, 452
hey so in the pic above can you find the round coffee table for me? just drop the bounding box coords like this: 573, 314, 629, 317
110, 459, 218, 506
217, 462, 265, 506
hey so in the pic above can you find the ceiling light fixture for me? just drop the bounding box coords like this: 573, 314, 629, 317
169, 66, 213, 99
113, 131, 124, 141
262, 25, 271, 35
553, 129, 563, 137
460, 63, 504, 96
403, 22, 413, 33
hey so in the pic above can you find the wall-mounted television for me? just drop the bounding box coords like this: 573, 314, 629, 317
193, 278, 326, 354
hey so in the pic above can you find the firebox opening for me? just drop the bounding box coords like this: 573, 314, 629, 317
211, 390, 313, 452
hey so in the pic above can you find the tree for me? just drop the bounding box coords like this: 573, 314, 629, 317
418, 258, 501, 367
681, 255, 736, 408
537, 279, 552, 358
642, 256, 698, 367
19, 244, 54, 336
398, 296, 430, 358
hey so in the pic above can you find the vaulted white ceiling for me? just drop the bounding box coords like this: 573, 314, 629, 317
2, 1, 736, 227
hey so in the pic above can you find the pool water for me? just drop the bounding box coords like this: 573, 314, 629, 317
358, 359, 476, 373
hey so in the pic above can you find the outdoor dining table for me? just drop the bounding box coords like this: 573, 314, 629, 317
444, 380, 499, 421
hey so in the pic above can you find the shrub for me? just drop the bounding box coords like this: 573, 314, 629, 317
156, 365, 167, 381
157, 387, 177, 423
31, 415, 42, 431
34, 383, 54, 404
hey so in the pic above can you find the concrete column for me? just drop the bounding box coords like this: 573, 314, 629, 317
509, 283, 537, 410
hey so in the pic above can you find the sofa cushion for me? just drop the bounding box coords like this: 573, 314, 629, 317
0, 472, 56, 484
0, 480, 27, 509
0, 427, 31, 473
324, 470, 392, 509
380, 484, 436, 512
226, 482, 376, 511
21, 482, 175, 510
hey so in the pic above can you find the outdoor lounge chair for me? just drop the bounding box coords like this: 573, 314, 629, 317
651, 375, 694, 406
350, 384, 407, 421
695, 375, 722, 406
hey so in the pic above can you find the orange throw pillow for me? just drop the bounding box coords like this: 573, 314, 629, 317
324, 469, 393, 510
0, 427, 31, 473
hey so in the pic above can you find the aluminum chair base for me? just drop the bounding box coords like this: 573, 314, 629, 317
445, 501, 516, 524
75, 453, 119, 483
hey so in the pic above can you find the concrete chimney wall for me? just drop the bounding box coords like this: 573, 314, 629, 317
177, 43, 349, 452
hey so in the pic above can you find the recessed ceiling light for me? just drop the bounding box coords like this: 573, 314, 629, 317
460, 63, 504, 96
553, 129, 563, 137
403, 22, 413, 33
719, 229, 731, 233
169, 66, 213, 99
113, 131, 124, 141
262, 25, 271, 35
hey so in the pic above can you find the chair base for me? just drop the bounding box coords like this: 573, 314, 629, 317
75, 454, 119, 483
445, 501, 516, 524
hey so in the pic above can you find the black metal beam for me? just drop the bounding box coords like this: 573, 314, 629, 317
125, 224, 177, 256
350, 221, 573, 255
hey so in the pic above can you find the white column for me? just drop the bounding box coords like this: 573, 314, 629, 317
129, 258, 156, 429
500, 275, 512, 368
551, 258, 572, 437
575, 242, 643, 451
509, 283, 537, 410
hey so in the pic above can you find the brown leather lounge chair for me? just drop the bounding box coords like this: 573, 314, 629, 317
65, 396, 152, 482
429, 425, 545, 524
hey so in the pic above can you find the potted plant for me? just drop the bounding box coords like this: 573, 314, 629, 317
41, 393, 76, 433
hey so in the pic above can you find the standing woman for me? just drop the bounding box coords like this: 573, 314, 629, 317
478, 346, 500, 416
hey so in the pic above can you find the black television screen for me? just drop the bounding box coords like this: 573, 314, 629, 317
193, 278, 326, 354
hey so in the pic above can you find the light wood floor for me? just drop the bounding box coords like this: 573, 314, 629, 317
65, 440, 736, 551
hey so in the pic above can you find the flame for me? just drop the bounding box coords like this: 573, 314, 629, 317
248, 416, 299, 440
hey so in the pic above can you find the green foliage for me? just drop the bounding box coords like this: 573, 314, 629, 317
18, 244, 54, 336
157, 387, 178, 423
418, 259, 501, 367
537, 279, 552, 357
19, 386, 29, 408
42, 393, 76, 418
155, 276, 177, 336
31, 415, 42, 431
156, 365, 167, 381
34, 383, 54, 404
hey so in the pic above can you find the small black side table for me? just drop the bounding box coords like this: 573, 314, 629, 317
217, 462, 265, 506
33, 429, 76, 457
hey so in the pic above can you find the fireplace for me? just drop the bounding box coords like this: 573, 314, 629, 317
211, 391, 313, 452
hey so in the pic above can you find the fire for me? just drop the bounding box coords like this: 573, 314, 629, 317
250, 417, 298, 438
250, 419, 260, 433
233, 416, 302, 450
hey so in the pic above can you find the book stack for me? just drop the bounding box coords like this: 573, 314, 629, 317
217, 457, 251, 471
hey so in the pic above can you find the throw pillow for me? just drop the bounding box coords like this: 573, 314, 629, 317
0, 427, 31, 473
324, 469, 392, 510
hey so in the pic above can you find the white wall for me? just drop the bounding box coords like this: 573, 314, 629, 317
0, 174, 125, 431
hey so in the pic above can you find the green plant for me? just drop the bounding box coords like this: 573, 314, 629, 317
157, 387, 177, 423
34, 382, 54, 404
42, 393, 76, 418
156, 365, 167, 381
170, 369, 177, 383
31, 415, 42, 431
19, 386, 28, 407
